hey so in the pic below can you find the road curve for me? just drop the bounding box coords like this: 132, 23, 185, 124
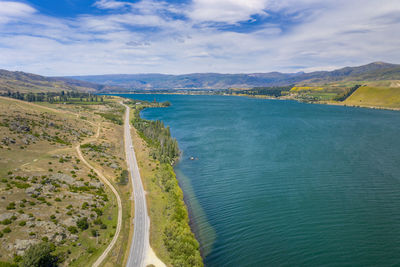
123, 103, 150, 267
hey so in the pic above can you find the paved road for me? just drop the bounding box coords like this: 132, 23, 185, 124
123, 103, 149, 267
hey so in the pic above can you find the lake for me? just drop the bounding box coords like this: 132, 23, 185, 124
119, 94, 400, 266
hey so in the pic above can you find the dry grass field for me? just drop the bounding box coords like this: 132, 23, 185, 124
0, 96, 131, 266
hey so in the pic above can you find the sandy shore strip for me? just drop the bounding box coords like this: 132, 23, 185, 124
145, 246, 166, 267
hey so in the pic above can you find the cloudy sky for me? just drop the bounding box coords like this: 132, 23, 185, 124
0, 0, 399, 76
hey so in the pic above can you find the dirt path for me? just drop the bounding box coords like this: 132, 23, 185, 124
76, 125, 123, 267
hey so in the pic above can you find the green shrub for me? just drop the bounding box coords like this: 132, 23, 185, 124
76, 217, 89, 230
92, 208, 102, 216
19, 242, 58, 267
67, 226, 78, 234
6, 202, 16, 210
82, 202, 89, 209
91, 229, 98, 237
1, 219, 12, 225
118, 170, 129, 185
3, 227, 11, 234
0, 261, 17, 266
95, 112, 123, 125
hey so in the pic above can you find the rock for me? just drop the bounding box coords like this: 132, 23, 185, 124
89, 182, 103, 189
73, 194, 93, 203
61, 184, 69, 189
54, 234, 63, 243
25, 184, 42, 195
73, 181, 85, 187
109, 163, 118, 169
42, 184, 56, 193
1, 137, 16, 145
70, 130, 80, 137
62, 217, 76, 227
25, 221, 35, 227
51, 173, 75, 185
33, 221, 65, 243
9, 121, 31, 133
14, 239, 39, 255
21, 134, 37, 145
69, 234, 78, 241
0, 212, 16, 221
19, 214, 30, 221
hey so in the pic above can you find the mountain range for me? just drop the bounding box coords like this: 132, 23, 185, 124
1, 62, 399, 93
0, 69, 119, 93
65, 62, 400, 91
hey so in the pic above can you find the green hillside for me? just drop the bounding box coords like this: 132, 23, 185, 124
343, 86, 400, 109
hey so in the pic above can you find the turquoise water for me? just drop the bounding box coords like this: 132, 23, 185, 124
120, 94, 400, 266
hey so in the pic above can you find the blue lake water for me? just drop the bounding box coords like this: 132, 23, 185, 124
119, 94, 400, 266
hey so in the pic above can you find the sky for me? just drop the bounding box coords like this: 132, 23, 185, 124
0, 0, 399, 76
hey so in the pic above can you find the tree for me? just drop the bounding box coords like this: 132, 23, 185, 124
76, 217, 89, 230
19, 242, 58, 267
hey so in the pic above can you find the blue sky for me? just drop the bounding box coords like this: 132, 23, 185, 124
0, 0, 399, 75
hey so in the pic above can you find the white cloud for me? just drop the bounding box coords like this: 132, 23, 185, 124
0, 1, 35, 24
189, 0, 268, 24
0, 0, 400, 75
93, 0, 132, 10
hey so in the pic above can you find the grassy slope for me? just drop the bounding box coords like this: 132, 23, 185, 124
0, 96, 130, 266
343, 86, 400, 109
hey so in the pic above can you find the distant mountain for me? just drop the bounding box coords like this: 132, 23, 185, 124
66, 62, 400, 91
0, 69, 119, 93
2, 62, 399, 93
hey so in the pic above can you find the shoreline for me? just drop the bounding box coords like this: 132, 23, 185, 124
229, 93, 400, 111
137, 103, 215, 258
109, 92, 400, 111
319, 101, 400, 111
126, 99, 203, 266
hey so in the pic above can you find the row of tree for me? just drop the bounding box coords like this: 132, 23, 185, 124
0, 91, 104, 103
230, 85, 293, 97
333, 84, 362, 101
132, 106, 179, 164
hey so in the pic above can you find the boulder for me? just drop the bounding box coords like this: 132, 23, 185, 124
51, 173, 75, 185
89, 182, 103, 189
10, 122, 30, 133
1, 137, 16, 145
0, 212, 16, 221
25, 184, 42, 195
42, 184, 56, 193
14, 239, 39, 255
